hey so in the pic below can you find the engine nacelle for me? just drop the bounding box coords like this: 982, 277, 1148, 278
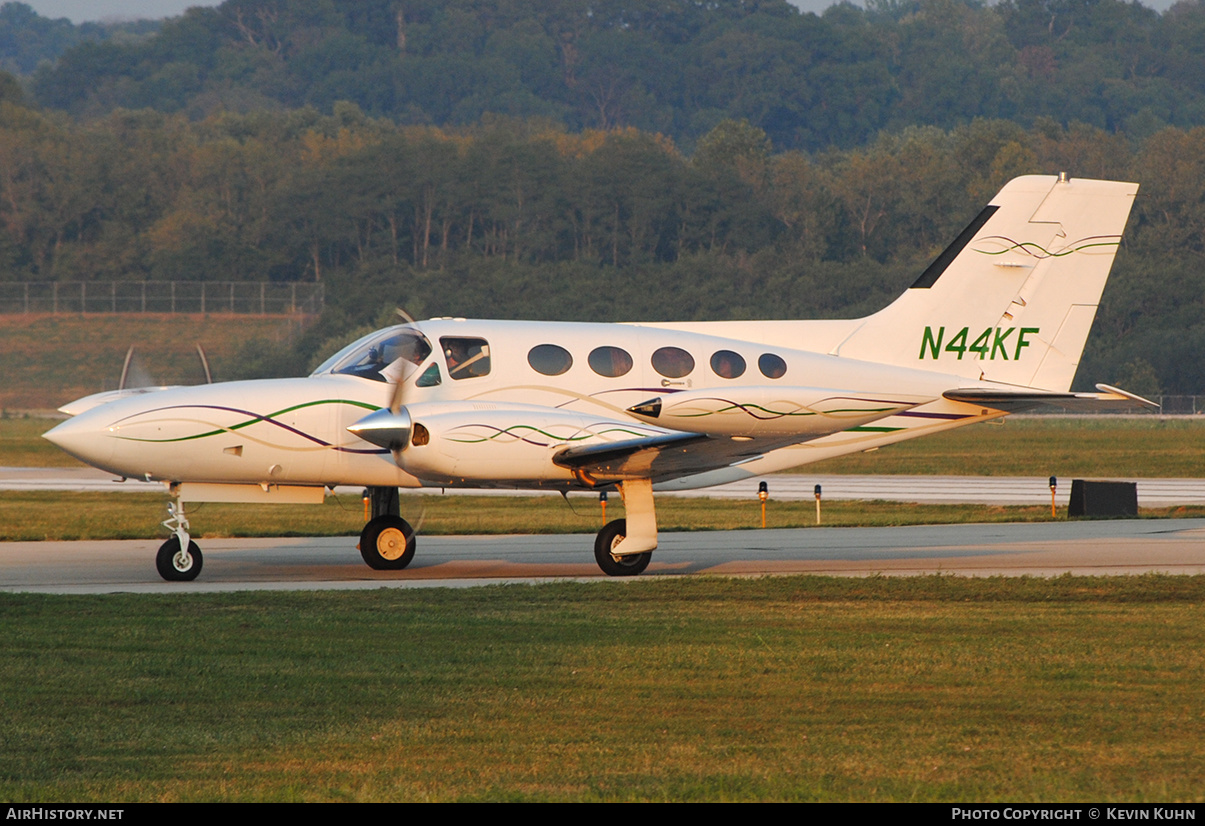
626, 386, 933, 438
386, 401, 671, 485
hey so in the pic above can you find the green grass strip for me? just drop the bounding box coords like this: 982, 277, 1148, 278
0, 575, 1201, 802
8, 490, 1200, 542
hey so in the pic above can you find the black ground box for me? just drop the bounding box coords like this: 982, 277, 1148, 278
1067, 479, 1138, 518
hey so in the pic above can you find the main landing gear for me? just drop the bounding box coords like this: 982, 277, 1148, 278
358, 485, 416, 570
594, 519, 651, 576
353, 481, 659, 577
157, 491, 202, 582
592, 478, 658, 577
359, 514, 416, 570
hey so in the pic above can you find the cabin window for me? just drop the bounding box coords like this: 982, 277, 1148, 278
651, 346, 694, 379
528, 344, 573, 376
323, 327, 433, 382
588, 346, 633, 378
441, 337, 491, 380
758, 353, 787, 379
710, 350, 746, 379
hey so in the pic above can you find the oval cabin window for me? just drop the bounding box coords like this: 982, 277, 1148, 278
588, 346, 634, 378
710, 350, 746, 379
651, 347, 695, 379
758, 353, 787, 379
528, 344, 573, 376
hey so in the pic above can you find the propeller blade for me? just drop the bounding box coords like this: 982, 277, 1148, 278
196, 344, 213, 384
388, 371, 406, 415
388, 307, 417, 415
358, 307, 422, 463
119, 346, 134, 391
409, 504, 427, 536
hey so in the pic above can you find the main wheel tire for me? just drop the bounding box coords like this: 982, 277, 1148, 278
156, 536, 203, 582
360, 515, 416, 570
593, 518, 651, 577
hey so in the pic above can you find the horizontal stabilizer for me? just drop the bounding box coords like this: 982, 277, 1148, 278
943, 383, 1157, 412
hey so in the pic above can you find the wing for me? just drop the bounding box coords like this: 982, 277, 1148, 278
557, 384, 936, 484
553, 431, 782, 482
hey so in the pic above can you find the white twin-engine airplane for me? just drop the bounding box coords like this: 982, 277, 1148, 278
46, 174, 1150, 581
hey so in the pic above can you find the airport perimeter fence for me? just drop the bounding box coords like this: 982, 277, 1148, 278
1144, 395, 1203, 415
1025, 395, 1205, 416
0, 281, 325, 315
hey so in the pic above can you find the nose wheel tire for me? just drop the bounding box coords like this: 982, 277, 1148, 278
594, 518, 651, 577
156, 537, 203, 582
360, 515, 416, 570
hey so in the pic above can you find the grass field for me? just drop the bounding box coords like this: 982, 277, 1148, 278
5, 489, 1205, 542
0, 491, 1119, 542
1, 576, 1202, 802
1, 416, 84, 466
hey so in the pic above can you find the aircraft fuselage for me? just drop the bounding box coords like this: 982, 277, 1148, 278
46, 318, 967, 492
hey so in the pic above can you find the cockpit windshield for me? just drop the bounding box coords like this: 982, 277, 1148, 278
311, 326, 433, 382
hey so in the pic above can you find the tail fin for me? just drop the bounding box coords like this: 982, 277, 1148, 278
833, 174, 1139, 391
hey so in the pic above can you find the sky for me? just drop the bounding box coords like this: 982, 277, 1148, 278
22, 1, 215, 21
16, 0, 1180, 24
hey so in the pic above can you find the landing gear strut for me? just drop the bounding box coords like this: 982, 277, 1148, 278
157, 490, 202, 581
593, 478, 657, 576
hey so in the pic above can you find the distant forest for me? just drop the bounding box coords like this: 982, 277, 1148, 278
2, 0, 1205, 394
15, 0, 1205, 152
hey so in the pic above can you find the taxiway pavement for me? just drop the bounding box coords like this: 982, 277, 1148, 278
4, 518, 1204, 594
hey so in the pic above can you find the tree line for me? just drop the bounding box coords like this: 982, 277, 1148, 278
13, 0, 1205, 154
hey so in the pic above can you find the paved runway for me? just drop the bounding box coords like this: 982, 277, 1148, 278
4, 518, 1205, 594
7, 466, 1205, 506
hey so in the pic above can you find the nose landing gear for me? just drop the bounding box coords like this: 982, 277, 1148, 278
157, 493, 202, 582
156, 536, 202, 581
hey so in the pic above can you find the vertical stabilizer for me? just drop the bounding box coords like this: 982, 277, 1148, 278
832, 175, 1138, 391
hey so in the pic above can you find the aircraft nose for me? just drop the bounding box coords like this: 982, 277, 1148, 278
43, 413, 117, 471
